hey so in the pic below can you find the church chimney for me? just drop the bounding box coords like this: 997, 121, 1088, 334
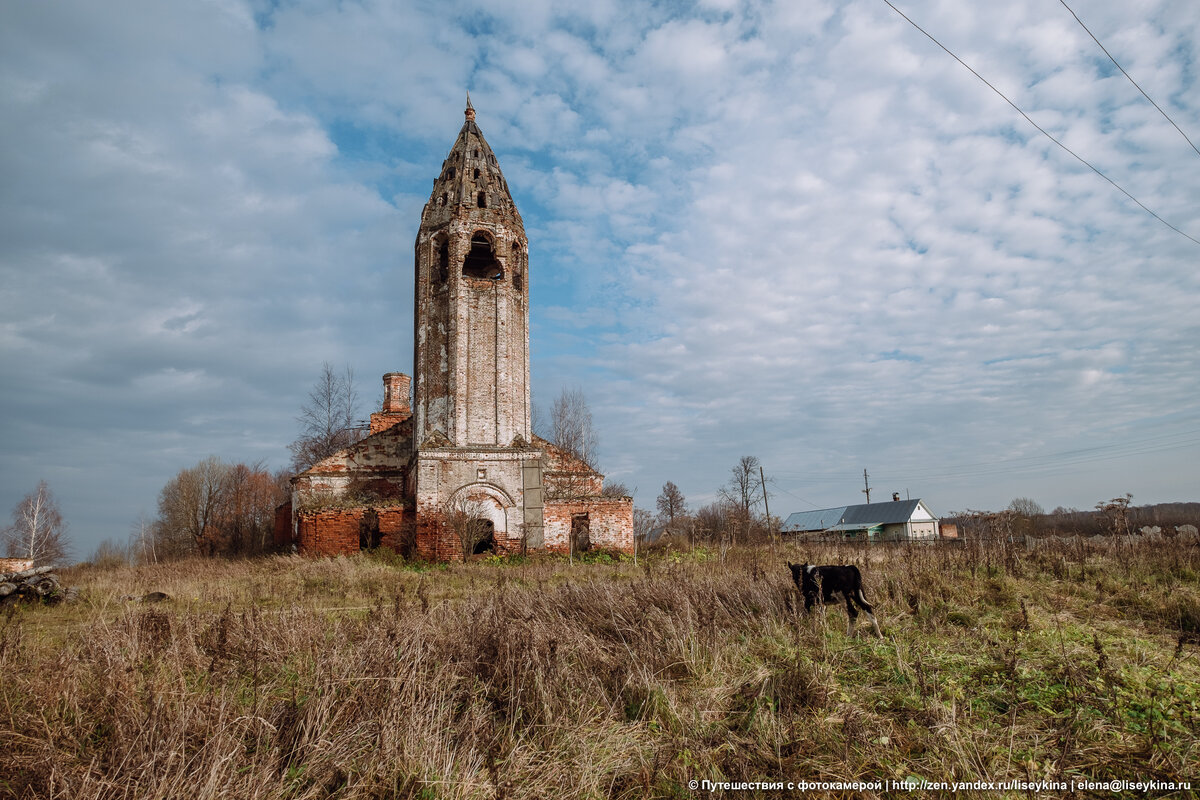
382, 372, 411, 414
370, 372, 412, 434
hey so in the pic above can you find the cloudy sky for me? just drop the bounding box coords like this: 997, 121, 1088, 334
3, 0, 1198, 556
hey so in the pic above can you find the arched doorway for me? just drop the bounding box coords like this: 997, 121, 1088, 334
444, 483, 512, 560
471, 519, 496, 555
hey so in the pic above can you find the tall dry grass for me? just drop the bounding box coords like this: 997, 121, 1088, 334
1, 538, 1198, 799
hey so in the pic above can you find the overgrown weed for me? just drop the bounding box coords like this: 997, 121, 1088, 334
1, 538, 1197, 798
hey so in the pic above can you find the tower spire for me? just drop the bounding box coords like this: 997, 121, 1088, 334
465, 91, 475, 121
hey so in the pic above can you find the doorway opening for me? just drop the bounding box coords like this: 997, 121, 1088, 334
472, 519, 496, 555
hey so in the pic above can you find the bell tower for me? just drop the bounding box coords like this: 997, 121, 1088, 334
413, 94, 530, 448
411, 96, 542, 559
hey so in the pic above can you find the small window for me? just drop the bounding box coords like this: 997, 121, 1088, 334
436, 239, 449, 283
477, 192, 487, 208
474, 168, 481, 179
473, 149, 479, 158
447, 167, 455, 180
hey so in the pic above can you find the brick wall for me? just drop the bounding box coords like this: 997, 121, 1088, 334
377, 507, 417, 556
297, 506, 415, 557
543, 497, 634, 554
415, 512, 466, 562
297, 509, 361, 557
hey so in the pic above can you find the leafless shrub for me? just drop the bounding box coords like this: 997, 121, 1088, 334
443, 495, 495, 561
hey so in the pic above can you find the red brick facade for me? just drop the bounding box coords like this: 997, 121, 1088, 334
296, 506, 416, 557
543, 497, 635, 554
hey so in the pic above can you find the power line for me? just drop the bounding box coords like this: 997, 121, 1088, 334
879, 0, 1200, 248
770, 427, 1200, 483
771, 485, 824, 509
1057, 0, 1200, 160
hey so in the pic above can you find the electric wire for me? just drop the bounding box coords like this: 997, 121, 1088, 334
1057, 0, 1200, 160
770, 427, 1200, 483
879, 0, 1200, 248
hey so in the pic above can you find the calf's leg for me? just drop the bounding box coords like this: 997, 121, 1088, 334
852, 590, 883, 638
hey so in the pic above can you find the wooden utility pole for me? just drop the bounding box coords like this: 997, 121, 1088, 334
862, 468, 871, 504
760, 465, 773, 550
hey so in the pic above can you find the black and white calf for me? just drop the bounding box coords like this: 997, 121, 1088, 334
787, 562, 883, 638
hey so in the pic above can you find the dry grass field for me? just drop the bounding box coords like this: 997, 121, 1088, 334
1, 537, 1198, 799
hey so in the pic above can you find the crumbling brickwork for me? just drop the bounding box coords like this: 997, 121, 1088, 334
296, 506, 415, 557
413, 99, 530, 450
543, 498, 635, 553
370, 373, 411, 434
287, 99, 633, 560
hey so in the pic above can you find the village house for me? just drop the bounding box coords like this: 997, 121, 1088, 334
275, 98, 634, 560
780, 498, 942, 541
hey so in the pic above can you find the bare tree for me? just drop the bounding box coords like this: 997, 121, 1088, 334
531, 397, 549, 441
217, 461, 285, 554
3, 480, 71, 566
720, 456, 764, 521
1008, 497, 1044, 517
656, 481, 687, 524
153, 458, 285, 558
550, 387, 598, 468
89, 538, 131, 568
694, 500, 735, 541
443, 495, 495, 561
633, 507, 655, 544
289, 362, 362, 472
156, 456, 231, 556
129, 511, 158, 565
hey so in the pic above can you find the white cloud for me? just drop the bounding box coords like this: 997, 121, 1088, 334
2, 0, 1198, 554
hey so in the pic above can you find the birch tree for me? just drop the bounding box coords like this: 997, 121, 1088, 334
3, 480, 71, 566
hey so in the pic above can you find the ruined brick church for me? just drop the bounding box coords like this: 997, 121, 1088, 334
277, 98, 634, 560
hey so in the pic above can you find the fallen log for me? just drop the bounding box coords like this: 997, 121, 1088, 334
0, 566, 67, 605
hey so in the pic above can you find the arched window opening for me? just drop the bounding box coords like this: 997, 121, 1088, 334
435, 239, 449, 283
447, 167, 455, 180
462, 232, 503, 280
477, 192, 487, 208
473, 168, 481, 179
471, 519, 496, 555
473, 149, 479, 158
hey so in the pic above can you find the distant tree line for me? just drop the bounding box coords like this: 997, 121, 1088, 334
943, 495, 1200, 540
88, 458, 290, 565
